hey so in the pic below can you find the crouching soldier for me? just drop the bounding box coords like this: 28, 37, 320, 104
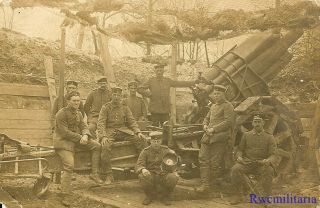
54, 91, 103, 206
135, 132, 179, 206
230, 115, 276, 204
97, 86, 147, 184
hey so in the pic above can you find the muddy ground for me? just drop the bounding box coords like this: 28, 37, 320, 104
1, 167, 319, 208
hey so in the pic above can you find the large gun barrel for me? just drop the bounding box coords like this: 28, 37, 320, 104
200, 29, 303, 102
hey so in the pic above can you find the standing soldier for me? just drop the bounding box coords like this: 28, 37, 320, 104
138, 64, 198, 127
230, 115, 276, 204
195, 85, 235, 193
124, 81, 147, 121
97, 86, 147, 184
135, 132, 179, 206
51, 80, 85, 123
84, 76, 111, 139
54, 91, 103, 206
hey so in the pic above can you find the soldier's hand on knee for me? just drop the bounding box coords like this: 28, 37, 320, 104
101, 137, 109, 146
207, 128, 215, 135
203, 125, 208, 132
142, 168, 151, 177
259, 159, 271, 166
137, 132, 144, 139
80, 135, 89, 145
237, 156, 244, 163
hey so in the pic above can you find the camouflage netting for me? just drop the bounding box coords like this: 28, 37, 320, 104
117, 1, 320, 44
10, 0, 124, 12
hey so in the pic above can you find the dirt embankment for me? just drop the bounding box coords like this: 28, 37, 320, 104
0, 28, 319, 103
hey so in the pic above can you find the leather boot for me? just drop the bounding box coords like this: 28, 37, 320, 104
90, 173, 103, 184
105, 173, 114, 185
195, 167, 210, 193
61, 171, 72, 193
142, 195, 153, 205
90, 150, 103, 184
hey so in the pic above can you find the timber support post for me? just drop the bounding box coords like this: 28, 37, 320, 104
58, 27, 66, 109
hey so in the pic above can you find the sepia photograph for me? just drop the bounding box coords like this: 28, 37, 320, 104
0, 0, 320, 207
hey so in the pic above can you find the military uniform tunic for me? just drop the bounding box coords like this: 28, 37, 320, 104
54, 106, 101, 194
51, 95, 85, 126
97, 101, 146, 174
54, 106, 90, 152
199, 100, 235, 180
238, 130, 276, 161
138, 77, 194, 114
84, 88, 112, 137
84, 88, 111, 121
135, 145, 179, 198
231, 130, 276, 195
202, 100, 234, 144
124, 95, 147, 121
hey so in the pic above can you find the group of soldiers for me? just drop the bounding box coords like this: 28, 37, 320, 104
52, 64, 277, 206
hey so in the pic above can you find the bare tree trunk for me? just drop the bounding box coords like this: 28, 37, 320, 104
146, 0, 153, 55
196, 41, 199, 60
9, 8, 14, 29
182, 43, 185, 59
91, 30, 99, 56
1, 7, 7, 28
204, 41, 210, 67
98, 33, 115, 84
76, 25, 85, 49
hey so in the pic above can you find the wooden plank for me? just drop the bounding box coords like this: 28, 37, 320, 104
0, 83, 49, 97
44, 55, 57, 106
0, 120, 51, 129
0, 82, 90, 99
0, 129, 52, 141
0, 109, 51, 120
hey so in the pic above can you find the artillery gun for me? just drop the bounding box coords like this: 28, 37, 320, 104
165, 29, 304, 179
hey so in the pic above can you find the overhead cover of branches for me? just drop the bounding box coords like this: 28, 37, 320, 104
118, 1, 320, 45
7, 0, 320, 45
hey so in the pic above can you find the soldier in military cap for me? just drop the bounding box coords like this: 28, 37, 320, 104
54, 91, 103, 206
135, 131, 179, 206
84, 76, 112, 139
138, 64, 199, 127
124, 81, 147, 121
195, 85, 235, 193
51, 80, 85, 125
230, 115, 276, 204
97, 86, 147, 184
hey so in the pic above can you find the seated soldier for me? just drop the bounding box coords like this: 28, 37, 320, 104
54, 91, 103, 206
97, 86, 147, 184
135, 132, 179, 206
230, 115, 276, 204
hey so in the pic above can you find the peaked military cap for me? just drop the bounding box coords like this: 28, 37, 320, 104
154, 64, 165, 69
149, 131, 163, 139
96, 76, 108, 83
65, 91, 80, 100
253, 115, 263, 121
66, 80, 78, 87
213, 85, 227, 92
128, 81, 138, 88
111, 86, 123, 94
